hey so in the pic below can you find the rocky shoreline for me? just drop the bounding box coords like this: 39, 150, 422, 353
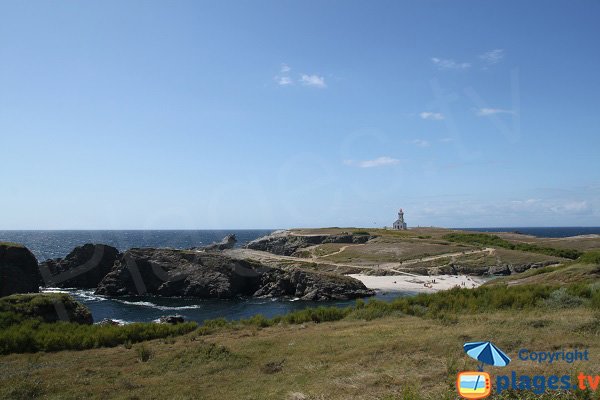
1, 235, 375, 303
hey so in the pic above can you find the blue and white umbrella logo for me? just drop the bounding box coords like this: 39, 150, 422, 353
463, 341, 511, 371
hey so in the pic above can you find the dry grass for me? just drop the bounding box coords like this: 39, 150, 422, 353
491, 262, 600, 286
322, 240, 468, 266
2, 307, 600, 399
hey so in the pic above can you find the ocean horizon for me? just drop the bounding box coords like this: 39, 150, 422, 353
1, 227, 599, 261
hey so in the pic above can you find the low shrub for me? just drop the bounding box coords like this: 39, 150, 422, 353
542, 288, 584, 309
135, 343, 153, 362
194, 284, 580, 334
443, 233, 583, 259
0, 320, 197, 355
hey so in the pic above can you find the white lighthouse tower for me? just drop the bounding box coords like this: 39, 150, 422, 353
393, 208, 407, 230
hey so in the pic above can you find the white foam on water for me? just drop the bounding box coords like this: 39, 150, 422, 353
114, 299, 202, 311
42, 288, 108, 302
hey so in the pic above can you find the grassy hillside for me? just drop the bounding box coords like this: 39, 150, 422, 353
3, 282, 600, 399
489, 251, 600, 286
281, 228, 578, 275
2, 231, 599, 399
442, 233, 582, 259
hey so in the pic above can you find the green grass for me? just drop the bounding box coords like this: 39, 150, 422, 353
0, 242, 24, 248
579, 250, 600, 264
3, 304, 600, 399
0, 293, 197, 355
0, 319, 198, 355
0, 293, 92, 325
193, 282, 600, 336
444, 233, 583, 259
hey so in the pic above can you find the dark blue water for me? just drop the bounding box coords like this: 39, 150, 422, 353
0, 229, 410, 324
459, 227, 600, 238
43, 288, 408, 325
0, 230, 274, 261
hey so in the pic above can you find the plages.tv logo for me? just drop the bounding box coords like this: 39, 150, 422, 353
456, 341, 511, 399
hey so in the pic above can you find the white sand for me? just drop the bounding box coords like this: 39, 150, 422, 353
348, 274, 486, 293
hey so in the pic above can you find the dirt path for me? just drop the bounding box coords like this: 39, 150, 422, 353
382, 247, 496, 268
317, 244, 364, 258
226, 246, 495, 277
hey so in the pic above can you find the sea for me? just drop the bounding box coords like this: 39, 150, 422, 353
0, 229, 406, 324
1, 227, 598, 325
459, 227, 600, 238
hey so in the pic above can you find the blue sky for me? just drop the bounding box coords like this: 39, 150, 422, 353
1, 1, 599, 229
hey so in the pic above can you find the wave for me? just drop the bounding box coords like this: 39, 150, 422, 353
42, 288, 108, 302
113, 299, 203, 311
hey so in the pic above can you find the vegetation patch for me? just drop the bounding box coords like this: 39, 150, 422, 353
0, 293, 92, 325
0, 293, 197, 355
0, 242, 24, 248
0, 319, 197, 355
579, 250, 600, 265
194, 283, 600, 336
443, 233, 583, 259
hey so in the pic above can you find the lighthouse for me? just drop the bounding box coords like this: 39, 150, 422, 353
393, 209, 407, 230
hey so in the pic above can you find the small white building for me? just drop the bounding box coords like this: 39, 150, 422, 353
393, 208, 407, 230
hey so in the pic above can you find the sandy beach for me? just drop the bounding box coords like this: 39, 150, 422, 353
348, 273, 486, 293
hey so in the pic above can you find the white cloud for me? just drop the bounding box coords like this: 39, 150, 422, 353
480, 49, 505, 65
277, 76, 293, 86
476, 108, 515, 116
411, 139, 430, 147
420, 112, 444, 120
274, 63, 293, 86
440, 137, 454, 143
431, 57, 471, 70
345, 156, 400, 168
300, 74, 326, 88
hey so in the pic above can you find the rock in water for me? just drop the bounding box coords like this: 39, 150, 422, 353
40, 244, 120, 288
95, 248, 374, 300
0, 243, 41, 297
199, 234, 237, 251
159, 315, 185, 324
96, 248, 265, 297
97, 318, 121, 326
255, 268, 375, 301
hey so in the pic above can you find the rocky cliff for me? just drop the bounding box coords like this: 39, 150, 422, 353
0, 243, 41, 297
40, 244, 120, 288
96, 248, 374, 300
245, 232, 374, 256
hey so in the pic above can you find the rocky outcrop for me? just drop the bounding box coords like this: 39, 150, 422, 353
433, 261, 560, 276
255, 268, 374, 301
194, 234, 237, 251
96, 248, 264, 297
0, 243, 41, 297
246, 232, 375, 256
40, 244, 120, 288
159, 315, 185, 324
0, 293, 93, 324
95, 248, 374, 301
